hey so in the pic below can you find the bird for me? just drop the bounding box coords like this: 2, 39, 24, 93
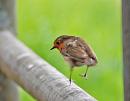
50, 35, 98, 84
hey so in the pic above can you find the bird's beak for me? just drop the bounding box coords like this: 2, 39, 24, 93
50, 46, 56, 50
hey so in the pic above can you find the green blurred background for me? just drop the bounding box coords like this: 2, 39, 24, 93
17, 0, 123, 101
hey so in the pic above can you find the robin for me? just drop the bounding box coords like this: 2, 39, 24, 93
51, 35, 98, 84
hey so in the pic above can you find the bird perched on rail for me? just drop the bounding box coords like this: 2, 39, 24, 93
51, 35, 98, 84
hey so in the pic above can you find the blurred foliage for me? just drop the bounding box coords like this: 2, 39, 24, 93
18, 0, 123, 101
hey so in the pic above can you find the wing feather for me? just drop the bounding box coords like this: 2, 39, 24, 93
76, 37, 97, 62
66, 46, 88, 60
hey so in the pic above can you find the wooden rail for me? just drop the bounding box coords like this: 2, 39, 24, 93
0, 31, 97, 101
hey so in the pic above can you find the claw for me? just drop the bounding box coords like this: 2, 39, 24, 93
80, 74, 88, 80
69, 79, 71, 85
69, 79, 75, 85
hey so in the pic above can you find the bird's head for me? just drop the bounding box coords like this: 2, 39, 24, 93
50, 35, 73, 50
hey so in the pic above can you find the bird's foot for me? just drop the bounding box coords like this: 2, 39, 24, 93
69, 79, 75, 85
80, 74, 88, 80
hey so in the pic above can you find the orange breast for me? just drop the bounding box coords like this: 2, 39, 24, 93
58, 43, 64, 51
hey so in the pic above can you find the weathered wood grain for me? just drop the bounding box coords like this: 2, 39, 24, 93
0, 31, 97, 101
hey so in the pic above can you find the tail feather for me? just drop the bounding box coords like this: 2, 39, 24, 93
86, 57, 98, 67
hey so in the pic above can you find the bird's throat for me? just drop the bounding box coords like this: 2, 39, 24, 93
58, 43, 64, 51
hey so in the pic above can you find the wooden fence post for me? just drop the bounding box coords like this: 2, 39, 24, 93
122, 0, 130, 101
0, 0, 19, 101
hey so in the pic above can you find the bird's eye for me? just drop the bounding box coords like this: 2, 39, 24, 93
56, 41, 60, 45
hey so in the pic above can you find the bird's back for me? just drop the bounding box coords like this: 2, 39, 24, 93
61, 36, 98, 67
76, 37, 98, 65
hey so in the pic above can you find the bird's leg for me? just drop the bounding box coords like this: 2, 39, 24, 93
69, 67, 73, 85
80, 66, 89, 79
84, 66, 89, 77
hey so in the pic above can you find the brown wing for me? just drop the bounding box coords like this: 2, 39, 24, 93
66, 46, 89, 60
60, 37, 90, 62
76, 37, 98, 62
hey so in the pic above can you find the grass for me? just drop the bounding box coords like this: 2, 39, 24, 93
17, 0, 123, 101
